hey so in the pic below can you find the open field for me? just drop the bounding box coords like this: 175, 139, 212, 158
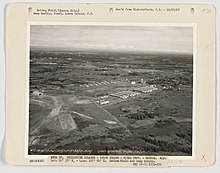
29, 50, 193, 156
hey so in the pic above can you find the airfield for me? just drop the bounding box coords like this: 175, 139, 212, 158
29, 50, 193, 156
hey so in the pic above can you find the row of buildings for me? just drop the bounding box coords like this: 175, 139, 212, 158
80, 78, 147, 88
133, 85, 157, 93
110, 91, 140, 99
95, 85, 158, 106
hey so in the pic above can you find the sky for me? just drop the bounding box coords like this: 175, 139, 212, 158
30, 25, 193, 54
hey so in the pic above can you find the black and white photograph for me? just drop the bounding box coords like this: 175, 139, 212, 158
28, 25, 193, 156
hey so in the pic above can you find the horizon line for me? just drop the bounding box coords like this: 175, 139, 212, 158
30, 46, 193, 55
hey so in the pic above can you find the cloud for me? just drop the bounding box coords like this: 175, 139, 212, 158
30, 25, 193, 53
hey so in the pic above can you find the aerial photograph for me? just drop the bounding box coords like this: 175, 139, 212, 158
28, 25, 193, 156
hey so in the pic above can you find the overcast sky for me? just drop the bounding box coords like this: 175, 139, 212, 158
30, 25, 193, 54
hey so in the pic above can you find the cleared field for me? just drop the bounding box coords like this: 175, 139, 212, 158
29, 103, 52, 133
69, 102, 120, 128
58, 113, 77, 130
